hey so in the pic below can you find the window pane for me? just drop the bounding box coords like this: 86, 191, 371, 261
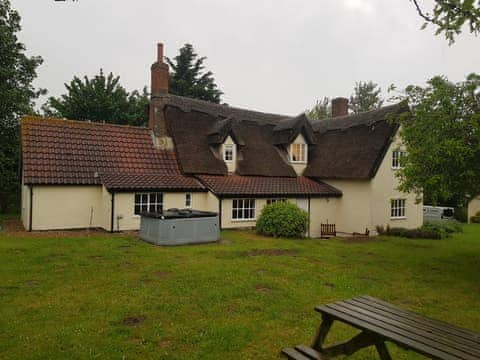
134, 205, 140, 215
135, 194, 141, 204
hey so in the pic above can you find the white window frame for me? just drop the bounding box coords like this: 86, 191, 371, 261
232, 198, 256, 221
134, 192, 163, 215
223, 144, 234, 162
289, 143, 307, 163
391, 199, 406, 219
266, 198, 287, 205
185, 193, 192, 208
392, 150, 407, 169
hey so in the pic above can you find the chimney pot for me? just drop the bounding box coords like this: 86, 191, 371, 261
331, 97, 349, 118
157, 43, 164, 63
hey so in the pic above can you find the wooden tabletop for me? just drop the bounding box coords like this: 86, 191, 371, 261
315, 296, 480, 360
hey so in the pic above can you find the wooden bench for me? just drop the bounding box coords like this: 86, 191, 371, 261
282, 296, 480, 359
320, 223, 336, 238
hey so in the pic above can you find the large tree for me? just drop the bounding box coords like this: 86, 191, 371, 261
349, 81, 383, 114
0, 0, 44, 213
43, 69, 149, 126
395, 74, 480, 206
412, 0, 480, 44
166, 43, 223, 103
306, 97, 331, 120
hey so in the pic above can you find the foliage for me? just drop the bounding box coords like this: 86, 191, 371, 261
306, 97, 331, 120
376, 225, 441, 239
393, 74, 480, 206
42, 70, 149, 126
377, 220, 462, 239
166, 43, 223, 103
422, 220, 463, 238
349, 81, 383, 114
412, 0, 480, 44
256, 202, 308, 238
0, 0, 44, 213
454, 206, 468, 222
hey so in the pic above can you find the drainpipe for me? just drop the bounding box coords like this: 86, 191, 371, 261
29, 185, 33, 232
218, 197, 222, 230
110, 192, 115, 233
307, 197, 311, 238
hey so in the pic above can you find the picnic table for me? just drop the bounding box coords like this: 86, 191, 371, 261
282, 296, 480, 359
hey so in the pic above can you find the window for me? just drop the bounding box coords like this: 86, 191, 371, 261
224, 144, 234, 162
232, 199, 256, 220
185, 193, 192, 208
392, 150, 407, 169
391, 199, 406, 218
267, 198, 287, 205
290, 143, 307, 163
134, 192, 163, 215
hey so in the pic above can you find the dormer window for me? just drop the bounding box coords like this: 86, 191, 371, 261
290, 143, 307, 163
224, 144, 234, 162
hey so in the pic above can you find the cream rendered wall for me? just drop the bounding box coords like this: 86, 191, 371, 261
468, 196, 480, 222
222, 136, 237, 173
112, 191, 217, 231
321, 180, 373, 234
31, 185, 103, 230
290, 134, 308, 176
370, 133, 423, 230
21, 184, 30, 230
309, 197, 340, 237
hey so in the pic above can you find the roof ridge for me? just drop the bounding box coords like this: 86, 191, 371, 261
159, 93, 293, 121
22, 115, 149, 131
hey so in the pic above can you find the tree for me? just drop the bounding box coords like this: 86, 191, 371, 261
306, 97, 331, 120
43, 70, 149, 126
412, 0, 480, 44
349, 81, 383, 114
395, 74, 480, 206
166, 43, 223, 103
0, 0, 44, 212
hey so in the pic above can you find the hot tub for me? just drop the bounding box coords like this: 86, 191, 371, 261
139, 209, 220, 246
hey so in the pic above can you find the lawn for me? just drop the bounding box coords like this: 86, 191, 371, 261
0, 223, 479, 359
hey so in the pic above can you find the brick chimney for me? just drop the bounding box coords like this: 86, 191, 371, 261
151, 43, 169, 96
149, 43, 173, 149
331, 97, 349, 118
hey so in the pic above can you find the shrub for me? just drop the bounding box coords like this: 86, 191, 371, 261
256, 201, 308, 238
454, 206, 468, 223
423, 220, 462, 234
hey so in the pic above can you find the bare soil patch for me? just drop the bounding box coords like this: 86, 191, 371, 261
1, 220, 116, 238
324, 282, 335, 288
246, 248, 297, 257
122, 316, 146, 326
340, 236, 377, 244
255, 285, 272, 293
153, 271, 172, 278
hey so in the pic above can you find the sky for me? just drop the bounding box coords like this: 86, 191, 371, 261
11, 0, 480, 116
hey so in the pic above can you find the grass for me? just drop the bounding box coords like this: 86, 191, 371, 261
0, 223, 479, 359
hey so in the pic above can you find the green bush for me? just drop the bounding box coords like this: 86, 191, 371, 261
256, 201, 308, 238
454, 206, 468, 223
422, 221, 462, 238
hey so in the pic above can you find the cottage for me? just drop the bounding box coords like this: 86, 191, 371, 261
20, 43, 423, 236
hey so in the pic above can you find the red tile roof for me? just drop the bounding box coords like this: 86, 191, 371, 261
101, 173, 205, 191
21, 116, 203, 190
196, 175, 341, 197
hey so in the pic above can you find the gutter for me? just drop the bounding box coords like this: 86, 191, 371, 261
307, 197, 311, 238
29, 185, 33, 232
218, 196, 222, 230
110, 192, 115, 233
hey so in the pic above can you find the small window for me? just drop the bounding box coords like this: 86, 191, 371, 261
224, 144, 234, 162
185, 193, 192, 208
391, 199, 406, 218
134, 192, 163, 215
266, 198, 287, 205
232, 198, 256, 220
392, 150, 407, 169
290, 143, 307, 163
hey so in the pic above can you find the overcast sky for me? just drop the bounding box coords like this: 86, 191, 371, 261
11, 0, 480, 116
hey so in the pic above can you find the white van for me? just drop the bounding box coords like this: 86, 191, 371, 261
423, 206, 455, 222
